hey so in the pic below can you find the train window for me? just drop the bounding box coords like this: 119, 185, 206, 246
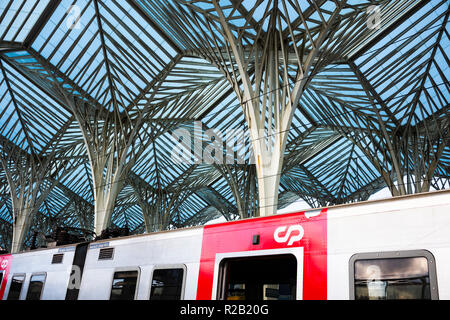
0, 271, 3, 284
349, 250, 438, 300
26, 273, 46, 300
218, 254, 297, 300
109, 270, 139, 300
7, 274, 25, 300
150, 267, 185, 300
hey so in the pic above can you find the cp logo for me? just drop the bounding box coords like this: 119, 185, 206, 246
1, 259, 7, 269
274, 225, 304, 246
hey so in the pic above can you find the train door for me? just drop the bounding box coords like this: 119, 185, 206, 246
66, 242, 90, 300
217, 254, 297, 300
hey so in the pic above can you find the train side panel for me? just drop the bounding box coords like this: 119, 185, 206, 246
77, 227, 203, 300
2, 248, 75, 300
327, 191, 450, 299
1, 190, 449, 300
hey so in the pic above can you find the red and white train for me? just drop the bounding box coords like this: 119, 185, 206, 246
1, 190, 449, 300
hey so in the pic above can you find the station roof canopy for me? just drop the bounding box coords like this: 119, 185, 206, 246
0, 0, 448, 249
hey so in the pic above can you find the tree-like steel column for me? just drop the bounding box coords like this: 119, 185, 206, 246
56, 94, 164, 235
45, 56, 178, 235
207, 0, 346, 215
129, 166, 200, 232
0, 143, 70, 253
4, 44, 184, 236
0, 58, 76, 252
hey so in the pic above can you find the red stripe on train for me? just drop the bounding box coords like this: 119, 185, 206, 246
0, 254, 12, 300
196, 209, 327, 300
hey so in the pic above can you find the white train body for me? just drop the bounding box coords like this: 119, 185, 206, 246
1, 190, 449, 300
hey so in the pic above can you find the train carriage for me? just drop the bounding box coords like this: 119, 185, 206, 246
1, 189, 449, 300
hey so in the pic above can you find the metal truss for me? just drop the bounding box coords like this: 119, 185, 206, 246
0, 0, 448, 252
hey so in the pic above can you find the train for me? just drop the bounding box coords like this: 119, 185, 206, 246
1, 189, 449, 300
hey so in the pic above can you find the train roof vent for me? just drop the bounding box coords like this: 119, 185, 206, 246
98, 247, 114, 260
51, 253, 64, 264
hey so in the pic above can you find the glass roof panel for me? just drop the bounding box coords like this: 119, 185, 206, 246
354, 1, 449, 125
0, 1, 448, 247
0, 0, 50, 43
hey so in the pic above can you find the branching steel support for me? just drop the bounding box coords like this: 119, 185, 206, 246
210, 0, 346, 215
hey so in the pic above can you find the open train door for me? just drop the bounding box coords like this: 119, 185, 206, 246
217, 254, 299, 300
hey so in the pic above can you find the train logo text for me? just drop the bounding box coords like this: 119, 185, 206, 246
274, 225, 304, 246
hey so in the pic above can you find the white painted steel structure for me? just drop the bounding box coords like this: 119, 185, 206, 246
0, 0, 448, 253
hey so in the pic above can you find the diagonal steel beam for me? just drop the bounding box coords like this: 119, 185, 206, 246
23, 0, 62, 48
127, 0, 184, 54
